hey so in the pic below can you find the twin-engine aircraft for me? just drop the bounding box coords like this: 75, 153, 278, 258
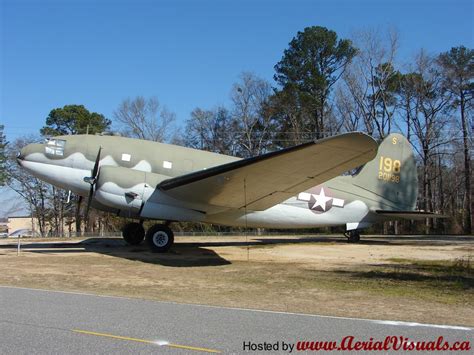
17, 132, 440, 252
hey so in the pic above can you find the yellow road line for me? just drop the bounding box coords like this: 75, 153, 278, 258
72, 329, 155, 345
166, 343, 220, 353
72, 329, 221, 353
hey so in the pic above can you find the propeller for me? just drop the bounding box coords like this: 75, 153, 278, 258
83, 147, 102, 221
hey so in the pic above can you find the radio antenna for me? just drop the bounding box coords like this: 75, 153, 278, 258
244, 177, 249, 262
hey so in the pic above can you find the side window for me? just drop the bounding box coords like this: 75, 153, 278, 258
45, 139, 66, 156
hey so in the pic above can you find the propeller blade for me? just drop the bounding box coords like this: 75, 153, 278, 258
91, 147, 102, 179
84, 147, 102, 222
83, 147, 102, 185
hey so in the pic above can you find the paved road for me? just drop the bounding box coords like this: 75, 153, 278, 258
0, 286, 472, 354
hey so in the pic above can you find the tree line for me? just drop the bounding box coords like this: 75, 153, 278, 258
1, 26, 472, 235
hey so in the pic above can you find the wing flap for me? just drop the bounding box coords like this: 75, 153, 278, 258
158, 132, 378, 211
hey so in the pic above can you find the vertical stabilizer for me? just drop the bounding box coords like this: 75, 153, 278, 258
352, 133, 418, 210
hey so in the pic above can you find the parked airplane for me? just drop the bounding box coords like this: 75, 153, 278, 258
17, 132, 441, 252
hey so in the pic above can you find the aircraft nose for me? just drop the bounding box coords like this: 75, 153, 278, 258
16, 150, 23, 166
16, 146, 28, 165
17, 143, 43, 165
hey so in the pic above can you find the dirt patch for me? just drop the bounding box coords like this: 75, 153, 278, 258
0, 235, 472, 326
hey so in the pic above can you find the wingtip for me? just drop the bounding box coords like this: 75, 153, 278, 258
316, 132, 378, 152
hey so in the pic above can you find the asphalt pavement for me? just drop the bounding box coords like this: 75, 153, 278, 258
0, 286, 472, 354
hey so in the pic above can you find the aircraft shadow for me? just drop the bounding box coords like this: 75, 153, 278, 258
0, 238, 232, 267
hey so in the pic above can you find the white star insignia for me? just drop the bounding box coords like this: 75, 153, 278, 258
297, 188, 345, 212
310, 187, 332, 211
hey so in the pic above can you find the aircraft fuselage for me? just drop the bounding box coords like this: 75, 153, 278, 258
17, 134, 382, 230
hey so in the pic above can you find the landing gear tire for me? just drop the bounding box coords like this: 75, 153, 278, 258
345, 230, 360, 243
145, 224, 174, 253
122, 222, 145, 245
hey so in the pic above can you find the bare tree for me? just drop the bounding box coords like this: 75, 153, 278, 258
438, 46, 473, 233
114, 96, 176, 142
395, 71, 424, 142
334, 85, 364, 132
342, 28, 400, 138
184, 107, 239, 155
231, 72, 275, 157
409, 51, 452, 232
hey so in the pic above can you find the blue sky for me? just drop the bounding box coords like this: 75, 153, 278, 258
1, 0, 473, 141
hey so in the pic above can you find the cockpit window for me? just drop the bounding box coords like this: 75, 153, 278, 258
45, 139, 66, 156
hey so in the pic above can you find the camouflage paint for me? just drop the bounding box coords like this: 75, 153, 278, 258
17, 133, 419, 229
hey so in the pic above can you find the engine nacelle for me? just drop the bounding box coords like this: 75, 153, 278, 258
94, 166, 168, 213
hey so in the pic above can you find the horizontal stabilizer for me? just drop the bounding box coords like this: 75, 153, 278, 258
375, 210, 449, 219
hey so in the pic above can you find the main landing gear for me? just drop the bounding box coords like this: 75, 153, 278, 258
122, 221, 174, 253
344, 230, 361, 243
145, 224, 174, 253
122, 222, 145, 245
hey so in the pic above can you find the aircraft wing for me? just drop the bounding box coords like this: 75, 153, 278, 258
156, 132, 378, 211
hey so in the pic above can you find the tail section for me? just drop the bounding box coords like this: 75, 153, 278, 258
351, 133, 418, 210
